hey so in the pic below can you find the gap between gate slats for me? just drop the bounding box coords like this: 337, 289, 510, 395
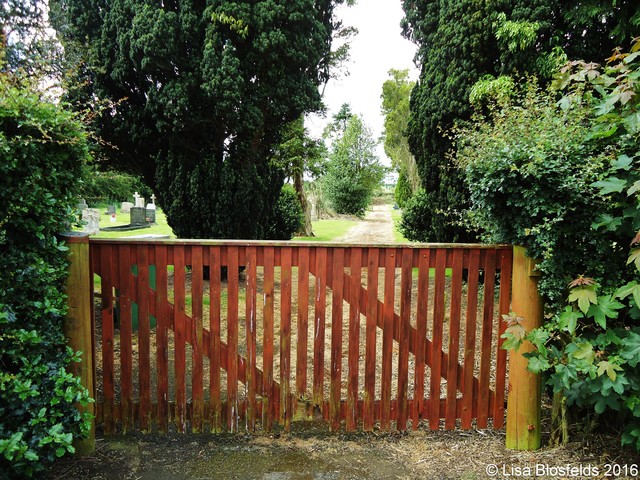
89, 240, 512, 434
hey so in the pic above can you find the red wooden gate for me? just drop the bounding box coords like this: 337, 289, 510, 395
89, 240, 512, 434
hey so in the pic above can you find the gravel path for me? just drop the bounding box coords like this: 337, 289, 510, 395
336, 203, 396, 244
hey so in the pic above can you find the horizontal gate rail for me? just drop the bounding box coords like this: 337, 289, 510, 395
89, 239, 512, 434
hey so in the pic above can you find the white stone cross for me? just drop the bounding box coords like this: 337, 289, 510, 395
150, 194, 156, 205
133, 191, 140, 204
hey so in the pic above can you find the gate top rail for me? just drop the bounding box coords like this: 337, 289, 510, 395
88, 238, 512, 250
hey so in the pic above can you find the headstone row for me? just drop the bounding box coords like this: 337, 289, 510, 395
77, 191, 158, 234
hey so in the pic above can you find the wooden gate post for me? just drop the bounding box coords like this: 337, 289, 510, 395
61, 232, 95, 456
506, 245, 543, 450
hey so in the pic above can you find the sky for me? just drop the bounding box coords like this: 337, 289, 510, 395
306, 0, 420, 167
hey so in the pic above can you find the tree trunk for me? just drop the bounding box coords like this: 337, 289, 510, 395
294, 170, 314, 237
550, 391, 569, 446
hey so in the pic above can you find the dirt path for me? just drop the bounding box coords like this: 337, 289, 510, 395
336, 204, 396, 244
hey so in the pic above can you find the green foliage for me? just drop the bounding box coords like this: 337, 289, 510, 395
265, 184, 304, 240
460, 83, 621, 305
394, 169, 413, 209
400, 0, 640, 242
51, 0, 346, 240
500, 40, 640, 450
381, 69, 420, 193
80, 169, 153, 206
397, 190, 430, 242
1, 1, 61, 78
322, 110, 385, 217
0, 78, 93, 477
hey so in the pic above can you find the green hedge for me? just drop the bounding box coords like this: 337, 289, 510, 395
0, 78, 93, 477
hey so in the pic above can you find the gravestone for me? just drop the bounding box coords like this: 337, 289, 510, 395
81, 208, 100, 235
133, 191, 145, 208
121, 201, 134, 213
106, 205, 116, 215
77, 198, 88, 212
145, 205, 156, 224
130, 207, 147, 226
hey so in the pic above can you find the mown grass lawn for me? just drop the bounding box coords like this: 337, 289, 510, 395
86, 208, 366, 243
295, 218, 355, 242
89, 207, 175, 239
390, 207, 410, 243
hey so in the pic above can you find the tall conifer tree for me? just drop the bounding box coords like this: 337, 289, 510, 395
51, 0, 346, 239
400, 0, 640, 242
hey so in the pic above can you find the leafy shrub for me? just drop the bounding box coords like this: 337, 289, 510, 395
459, 83, 621, 305
394, 169, 413, 208
265, 184, 304, 240
499, 40, 640, 450
0, 78, 92, 477
80, 168, 153, 206
323, 173, 371, 217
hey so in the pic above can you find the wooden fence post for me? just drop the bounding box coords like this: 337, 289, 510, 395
506, 245, 543, 450
61, 232, 95, 456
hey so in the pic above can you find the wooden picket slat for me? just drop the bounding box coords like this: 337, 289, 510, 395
413, 249, 430, 429
380, 249, 395, 431
493, 249, 512, 428
245, 246, 258, 432
191, 246, 204, 433
346, 248, 362, 431
461, 249, 480, 430
445, 249, 463, 430
89, 240, 513, 435
263, 246, 275, 430
155, 244, 169, 433
296, 246, 310, 402
280, 247, 292, 431
100, 244, 116, 434
209, 246, 222, 432
137, 245, 151, 432
227, 246, 240, 432
429, 248, 446, 430
477, 249, 496, 428
363, 248, 378, 431
397, 248, 412, 431
313, 247, 327, 407
174, 246, 187, 432
119, 245, 133, 433
330, 248, 344, 431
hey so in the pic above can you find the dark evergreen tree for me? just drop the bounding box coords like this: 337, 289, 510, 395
50, 0, 346, 239
400, 0, 640, 242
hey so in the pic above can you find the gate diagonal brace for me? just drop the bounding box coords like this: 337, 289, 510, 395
307, 261, 490, 402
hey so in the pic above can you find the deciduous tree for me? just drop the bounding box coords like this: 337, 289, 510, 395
381, 68, 419, 196
322, 106, 385, 216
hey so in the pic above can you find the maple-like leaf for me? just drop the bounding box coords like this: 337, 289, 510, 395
568, 286, 598, 314
621, 331, 640, 367
612, 154, 634, 171
587, 294, 624, 329
572, 342, 595, 365
592, 176, 627, 195
627, 248, 640, 272
616, 281, 640, 307
568, 276, 596, 288
501, 311, 527, 351
558, 306, 584, 335
597, 360, 623, 381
